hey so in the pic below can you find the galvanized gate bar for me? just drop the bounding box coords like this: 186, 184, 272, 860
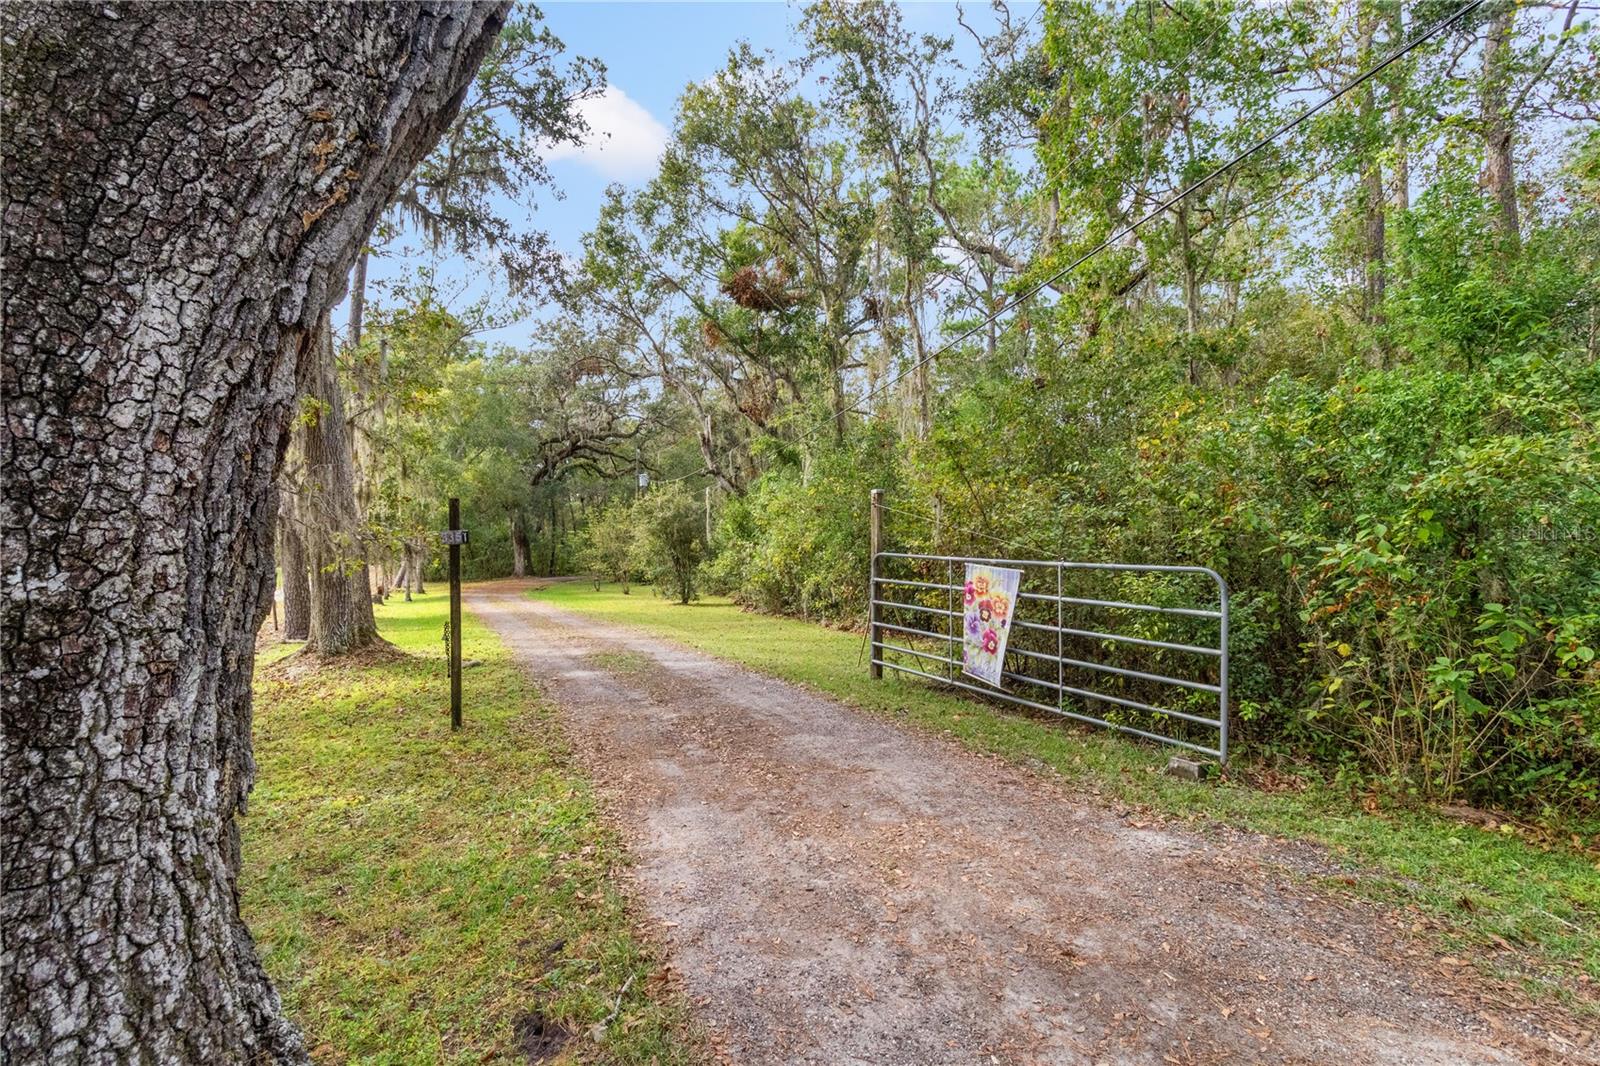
869, 550, 1231, 763
878, 580, 1225, 651
878, 620, 949, 642
1052, 656, 1222, 693
1056, 625, 1221, 657
873, 659, 1226, 758
1026, 593, 1221, 620
871, 597, 960, 618
879, 577, 955, 592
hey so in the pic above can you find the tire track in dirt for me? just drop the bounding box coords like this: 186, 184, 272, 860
465, 580, 1591, 1066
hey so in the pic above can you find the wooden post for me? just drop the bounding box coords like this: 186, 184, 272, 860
869, 488, 883, 679
448, 496, 462, 731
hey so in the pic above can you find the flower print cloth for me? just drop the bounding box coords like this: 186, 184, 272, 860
961, 563, 1023, 688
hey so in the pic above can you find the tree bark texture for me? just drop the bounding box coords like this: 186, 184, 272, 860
1386, 3, 1409, 217
393, 555, 413, 603
546, 496, 561, 576
0, 4, 506, 1062
276, 502, 311, 643
1480, 2, 1521, 249
408, 541, 427, 595
1357, 5, 1385, 335
299, 320, 380, 657
348, 247, 369, 350
511, 510, 531, 578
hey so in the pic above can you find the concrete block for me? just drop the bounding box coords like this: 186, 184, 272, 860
1165, 756, 1211, 782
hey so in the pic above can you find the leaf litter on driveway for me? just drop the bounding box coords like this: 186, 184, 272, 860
468, 580, 1593, 1066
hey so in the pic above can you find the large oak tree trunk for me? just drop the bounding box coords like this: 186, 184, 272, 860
0, 4, 506, 1062
299, 319, 381, 656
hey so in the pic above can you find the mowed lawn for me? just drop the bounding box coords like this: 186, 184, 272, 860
533, 581, 1600, 1012
242, 591, 698, 1065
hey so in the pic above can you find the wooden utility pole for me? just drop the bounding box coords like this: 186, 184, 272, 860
869, 488, 883, 679
447, 496, 463, 731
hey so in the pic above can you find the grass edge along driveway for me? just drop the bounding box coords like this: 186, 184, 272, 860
242, 590, 699, 1065
533, 580, 1599, 1014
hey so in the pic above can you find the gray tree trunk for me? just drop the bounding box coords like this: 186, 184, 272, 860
300, 319, 381, 656
547, 496, 561, 575
277, 500, 312, 643
1387, 4, 1409, 217
394, 555, 413, 603
348, 248, 369, 350
1357, 6, 1386, 341
1480, 2, 1521, 250
0, 4, 506, 1062
512, 509, 531, 578
409, 541, 428, 595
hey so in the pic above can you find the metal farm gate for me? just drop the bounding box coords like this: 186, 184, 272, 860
868, 541, 1231, 765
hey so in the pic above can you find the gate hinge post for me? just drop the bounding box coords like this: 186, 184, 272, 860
869, 488, 883, 680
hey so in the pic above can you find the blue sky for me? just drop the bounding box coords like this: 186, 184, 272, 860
358, 1, 1041, 346
536, 0, 800, 250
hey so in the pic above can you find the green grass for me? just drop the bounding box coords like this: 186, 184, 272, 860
534, 581, 1600, 1010
242, 591, 699, 1065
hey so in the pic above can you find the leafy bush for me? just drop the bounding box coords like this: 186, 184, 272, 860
578, 500, 638, 592
631, 484, 707, 604
706, 427, 901, 620
695, 188, 1600, 824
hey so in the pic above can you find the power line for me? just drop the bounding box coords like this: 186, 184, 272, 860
656, 6, 1229, 487
795, 0, 1485, 444
663, 0, 1485, 480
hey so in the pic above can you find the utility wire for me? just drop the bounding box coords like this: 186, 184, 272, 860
662, 0, 1484, 480
795, 0, 1486, 444
656, 6, 1230, 488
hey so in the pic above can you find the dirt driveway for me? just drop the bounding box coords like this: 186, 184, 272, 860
466, 580, 1590, 1066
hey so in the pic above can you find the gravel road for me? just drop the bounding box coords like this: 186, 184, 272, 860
466, 580, 1591, 1066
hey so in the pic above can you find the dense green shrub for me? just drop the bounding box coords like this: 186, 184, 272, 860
699, 181, 1600, 824
706, 425, 902, 620
578, 500, 639, 592
632, 484, 708, 604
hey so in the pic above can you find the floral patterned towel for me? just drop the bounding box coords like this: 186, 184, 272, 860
961, 563, 1023, 688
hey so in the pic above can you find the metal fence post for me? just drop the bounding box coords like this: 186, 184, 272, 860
937, 497, 953, 681
869, 488, 883, 679
1056, 563, 1064, 713
448, 496, 462, 731
1217, 576, 1230, 766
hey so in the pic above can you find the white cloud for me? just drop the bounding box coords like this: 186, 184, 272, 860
541, 86, 668, 182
